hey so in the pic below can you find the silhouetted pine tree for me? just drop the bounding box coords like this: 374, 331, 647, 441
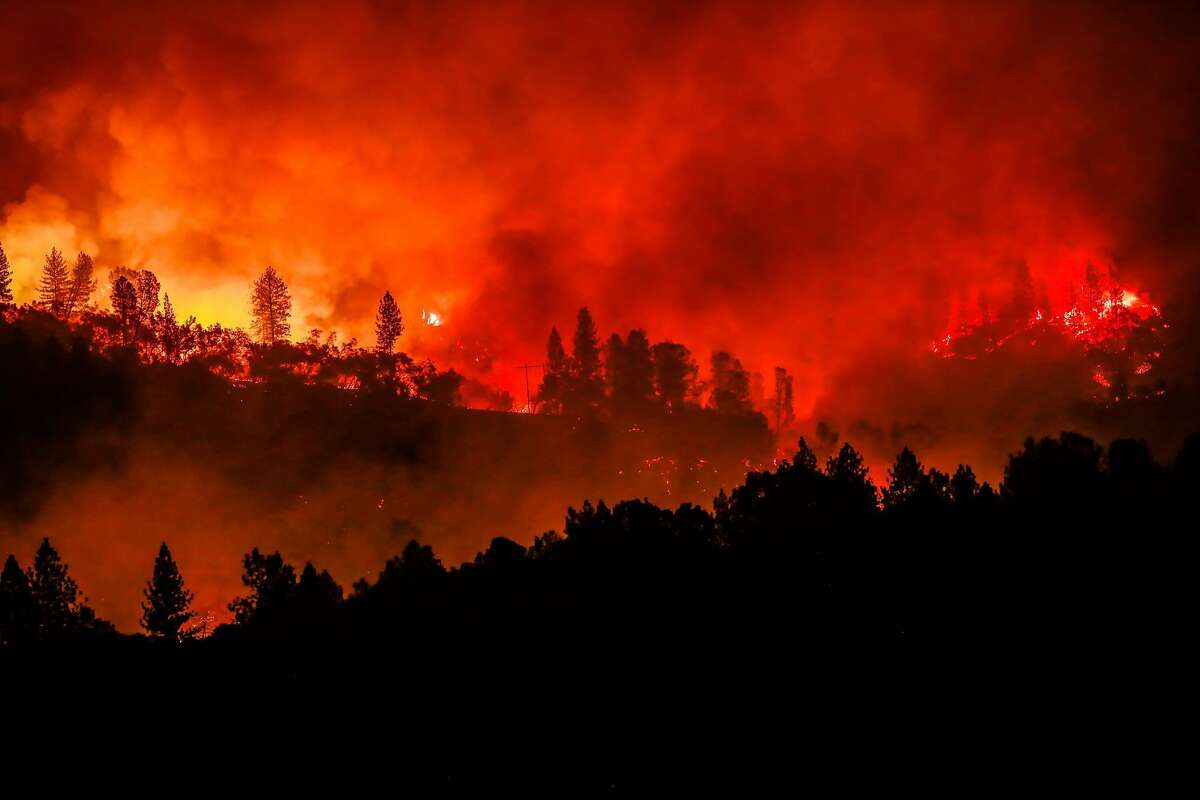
826, 442, 878, 513
0, 240, 13, 304
250, 266, 291, 344
0, 554, 37, 645
141, 542, 195, 640
156, 293, 183, 362
375, 291, 404, 353
38, 248, 71, 317
708, 351, 753, 414
650, 341, 698, 411
64, 251, 96, 317
136, 269, 160, 321
950, 464, 979, 504
605, 329, 654, 415
883, 447, 927, 509
229, 548, 297, 624
569, 307, 603, 414
111, 275, 139, 341
537, 326, 568, 413
27, 538, 80, 634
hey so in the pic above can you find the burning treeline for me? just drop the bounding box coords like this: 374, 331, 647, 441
0, 239, 791, 425
0, 239, 786, 630
932, 259, 1168, 405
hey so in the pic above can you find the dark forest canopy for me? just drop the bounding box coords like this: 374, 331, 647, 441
3, 427, 1194, 659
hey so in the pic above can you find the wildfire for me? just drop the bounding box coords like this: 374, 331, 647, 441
932, 264, 1167, 402
421, 309, 443, 327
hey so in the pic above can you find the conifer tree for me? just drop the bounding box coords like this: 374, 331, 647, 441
651, 341, 698, 412
375, 290, 404, 353
38, 248, 71, 317
883, 447, 927, 509
0, 554, 37, 644
112, 275, 139, 341
156, 293, 182, 362
536, 326, 568, 413
0, 240, 13, 304
27, 538, 80, 634
568, 307, 602, 413
136, 269, 161, 321
141, 542, 195, 640
64, 251, 97, 317
708, 351, 753, 414
250, 265, 291, 344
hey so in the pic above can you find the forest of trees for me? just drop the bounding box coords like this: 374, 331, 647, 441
0, 242, 467, 405
2, 429, 1192, 661
1, 241, 799, 425
535, 307, 794, 426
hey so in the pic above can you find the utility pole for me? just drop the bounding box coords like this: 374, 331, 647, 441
518, 363, 543, 413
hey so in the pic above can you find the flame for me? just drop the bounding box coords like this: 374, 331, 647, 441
421, 309, 443, 327
932, 263, 1167, 402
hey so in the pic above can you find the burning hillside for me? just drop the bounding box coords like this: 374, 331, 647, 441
932, 262, 1168, 404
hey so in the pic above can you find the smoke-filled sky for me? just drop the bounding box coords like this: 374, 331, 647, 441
3, 0, 1199, 409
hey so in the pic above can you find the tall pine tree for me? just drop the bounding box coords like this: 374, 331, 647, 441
38, 248, 71, 317
568, 307, 603, 414
375, 290, 404, 353
536, 326, 568, 414
0, 240, 13, 304
64, 251, 97, 317
136, 269, 161, 322
141, 542, 195, 640
111, 275, 139, 342
27, 538, 80, 634
0, 554, 37, 644
250, 265, 291, 343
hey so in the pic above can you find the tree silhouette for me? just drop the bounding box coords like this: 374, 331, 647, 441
156, 294, 183, 363
650, 341, 698, 411
228, 548, 297, 624
38, 248, 71, 317
825, 442, 877, 513
294, 562, 343, 613
569, 307, 603, 414
536, 326, 568, 413
882, 447, 926, 509
0, 241, 13, 304
950, 464, 979, 504
793, 437, 819, 472
250, 266, 291, 344
136, 269, 161, 322
64, 251, 97, 317
605, 329, 654, 415
141, 542, 196, 640
27, 538, 80, 634
0, 554, 37, 645
375, 291, 404, 353
111, 275, 139, 341
708, 351, 752, 414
